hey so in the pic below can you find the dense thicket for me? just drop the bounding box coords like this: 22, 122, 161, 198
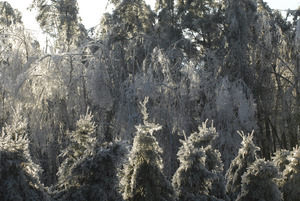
54, 110, 126, 201
0, 0, 299, 200
0, 106, 50, 201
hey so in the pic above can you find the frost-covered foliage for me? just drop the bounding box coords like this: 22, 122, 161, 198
55, 109, 126, 201
0, 1, 22, 28
176, 0, 224, 51
71, 109, 97, 150
201, 76, 258, 170
109, 46, 200, 177
225, 130, 260, 201
272, 149, 290, 172
279, 146, 300, 201
55, 141, 126, 201
30, 0, 87, 51
0, 106, 49, 201
199, 121, 229, 201
224, 0, 257, 80
236, 159, 283, 201
0, 0, 299, 199
120, 97, 175, 201
58, 109, 97, 164
0, 11, 41, 128
172, 120, 227, 201
56, 109, 96, 187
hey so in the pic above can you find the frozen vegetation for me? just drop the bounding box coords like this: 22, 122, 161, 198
0, 0, 299, 200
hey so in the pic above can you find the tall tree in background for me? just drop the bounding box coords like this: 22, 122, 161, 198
25, 51, 89, 185
0, 1, 22, 27
280, 9, 300, 151
100, 0, 156, 82
223, 0, 257, 81
176, 0, 224, 52
30, 0, 87, 51
93, 0, 157, 142
25, 0, 91, 185
0, 1, 23, 127
120, 97, 175, 201
250, 0, 283, 158
0, 2, 42, 162
155, 0, 181, 48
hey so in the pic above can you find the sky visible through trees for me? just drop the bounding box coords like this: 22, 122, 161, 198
5, 0, 300, 44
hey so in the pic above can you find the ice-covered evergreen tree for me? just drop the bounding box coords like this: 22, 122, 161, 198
272, 149, 290, 187
57, 109, 97, 167
172, 120, 226, 201
198, 121, 229, 201
272, 149, 290, 172
120, 97, 175, 201
279, 146, 300, 201
236, 159, 283, 201
55, 109, 126, 201
225, 130, 260, 201
0, 106, 49, 201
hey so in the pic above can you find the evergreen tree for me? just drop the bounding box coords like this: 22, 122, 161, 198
272, 149, 290, 187
176, 0, 224, 51
30, 0, 87, 51
199, 121, 229, 201
155, 0, 181, 47
172, 120, 226, 201
0, 106, 50, 201
103, 0, 155, 39
236, 159, 283, 201
55, 109, 125, 201
120, 97, 175, 201
279, 146, 300, 201
95, 0, 158, 143
0, 1, 22, 28
100, 0, 156, 82
272, 149, 290, 172
223, 0, 257, 81
225, 130, 260, 201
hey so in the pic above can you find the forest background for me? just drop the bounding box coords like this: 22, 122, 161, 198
0, 0, 299, 200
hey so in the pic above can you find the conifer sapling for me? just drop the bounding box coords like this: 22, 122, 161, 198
236, 159, 283, 201
56, 108, 126, 201
172, 120, 227, 201
280, 146, 300, 201
120, 97, 175, 201
225, 130, 260, 201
